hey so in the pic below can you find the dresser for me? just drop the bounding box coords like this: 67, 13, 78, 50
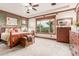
70, 31, 79, 56
57, 27, 71, 43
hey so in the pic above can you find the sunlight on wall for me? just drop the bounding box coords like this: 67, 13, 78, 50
28, 18, 36, 32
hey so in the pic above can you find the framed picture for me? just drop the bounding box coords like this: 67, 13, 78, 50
57, 18, 73, 26
6, 17, 18, 26
22, 20, 26, 25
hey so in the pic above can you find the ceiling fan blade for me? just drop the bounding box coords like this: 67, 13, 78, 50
33, 4, 39, 7
29, 3, 32, 6
32, 7, 37, 11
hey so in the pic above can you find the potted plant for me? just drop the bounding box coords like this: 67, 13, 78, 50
75, 22, 79, 31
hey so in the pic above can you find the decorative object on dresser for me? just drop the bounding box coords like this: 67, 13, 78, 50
75, 22, 79, 31
57, 27, 71, 43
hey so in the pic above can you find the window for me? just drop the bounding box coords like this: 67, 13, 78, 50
21, 19, 28, 32
36, 19, 54, 34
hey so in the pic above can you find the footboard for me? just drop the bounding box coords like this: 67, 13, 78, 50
10, 31, 13, 48
9, 32, 35, 48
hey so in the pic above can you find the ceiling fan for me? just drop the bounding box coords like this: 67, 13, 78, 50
25, 3, 39, 14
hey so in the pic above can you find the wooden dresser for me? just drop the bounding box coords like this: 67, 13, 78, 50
57, 27, 71, 43
70, 31, 79, 56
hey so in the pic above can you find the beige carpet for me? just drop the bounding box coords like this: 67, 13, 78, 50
0, 37, 72, 56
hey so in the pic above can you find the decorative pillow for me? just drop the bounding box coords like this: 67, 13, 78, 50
17, 28, 21, 32
14, 28, 18, 32
5, 29, 10, 33
21, 27, 27, 32
9, 28, 15, 33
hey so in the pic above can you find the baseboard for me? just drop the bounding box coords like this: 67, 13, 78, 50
35, 36, 56, 40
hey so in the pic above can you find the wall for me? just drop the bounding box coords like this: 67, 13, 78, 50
56, 10, 76, 25
0, 13, 6, 26
0, 11, 27, 27
28, 18, 36, 32
28, 10, 76, 33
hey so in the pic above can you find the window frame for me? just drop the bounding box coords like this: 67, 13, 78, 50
36, 19, 54, 34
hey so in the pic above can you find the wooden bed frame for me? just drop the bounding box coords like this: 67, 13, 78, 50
0, 27, 35, 48
9, 31, 34, 48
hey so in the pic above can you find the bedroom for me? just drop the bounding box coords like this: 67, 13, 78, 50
0, 3, 78, 56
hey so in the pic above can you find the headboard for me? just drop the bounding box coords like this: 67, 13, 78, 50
0, 27, 5, 38
0, 28, 1, 38
1, 27, 5, 33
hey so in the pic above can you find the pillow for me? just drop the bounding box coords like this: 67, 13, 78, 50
11, 30, 16, 33
21, 27, 27, 32
14, 28, 21, 32
9, 28, 15, 33
14, 28, 18, 32
5, 29, 10, 33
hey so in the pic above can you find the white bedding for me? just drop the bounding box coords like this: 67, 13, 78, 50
12, 32, 30, 35
1, 32, 10, 41
1, 32, 10, 46
1, 32, 32, 46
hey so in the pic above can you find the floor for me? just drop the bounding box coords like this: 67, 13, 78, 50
0, 37, 72, 56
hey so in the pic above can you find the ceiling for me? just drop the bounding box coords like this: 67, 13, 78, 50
0, 3, 77, 18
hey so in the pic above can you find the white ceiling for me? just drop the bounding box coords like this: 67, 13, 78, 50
0, 3, 77, 18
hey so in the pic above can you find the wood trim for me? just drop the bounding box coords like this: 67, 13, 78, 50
29, 8, 75, 19
36, 15, 56, 20
75, 3, 79, 12
76, 3, 79, 22
10, 31, 12, 48
36, 17, 56, 34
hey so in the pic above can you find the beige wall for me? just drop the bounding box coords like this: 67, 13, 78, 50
28, 10, 76, 32
28, 18, 36, 32
56, 10, 76, 25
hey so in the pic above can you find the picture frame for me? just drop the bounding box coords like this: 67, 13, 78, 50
57, 18, 73, 26
22, 20, 26, 25
6, 17, 18, 26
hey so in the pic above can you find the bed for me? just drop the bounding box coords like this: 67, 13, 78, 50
0, 27, 35, 48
